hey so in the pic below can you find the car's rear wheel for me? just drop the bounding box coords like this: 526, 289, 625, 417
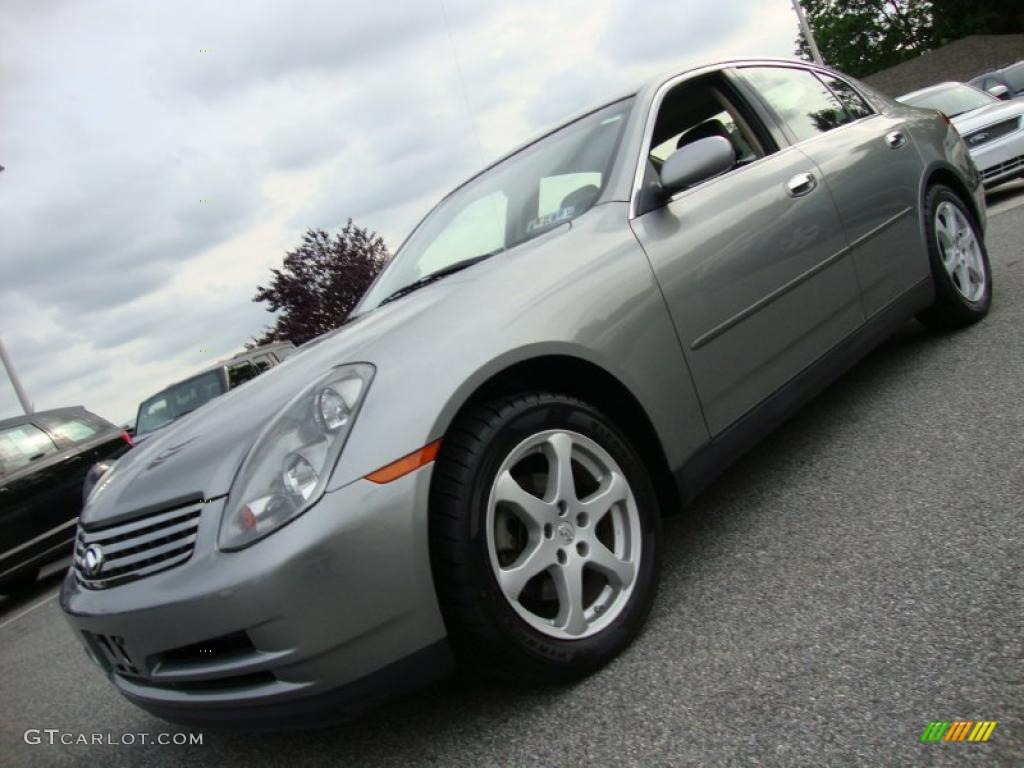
917, 185, 992, 331
430, 391, 660, 682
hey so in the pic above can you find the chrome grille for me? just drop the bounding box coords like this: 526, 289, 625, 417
964, 117, 1021, 148
982, 153, 1024, 182
73, 503, 201, 589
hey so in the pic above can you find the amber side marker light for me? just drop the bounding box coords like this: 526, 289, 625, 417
365, 440, 442, 484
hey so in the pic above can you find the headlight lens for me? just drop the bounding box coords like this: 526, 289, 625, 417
218, 363, 374, 550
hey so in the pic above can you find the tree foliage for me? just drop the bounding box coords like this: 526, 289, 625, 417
795, 0, 1024, 78
250, 220, 388, 347
930, 0, 1024, 44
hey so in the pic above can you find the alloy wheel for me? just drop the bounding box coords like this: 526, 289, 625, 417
934, 201, 986, 302
485, 429, 642, 640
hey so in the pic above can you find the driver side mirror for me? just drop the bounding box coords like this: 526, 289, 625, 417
987, 83, 1010, 100
659, 136, 735, 194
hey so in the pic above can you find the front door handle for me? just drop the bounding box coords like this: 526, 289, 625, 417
886, 130, 907, 148
786, 172, 817, 198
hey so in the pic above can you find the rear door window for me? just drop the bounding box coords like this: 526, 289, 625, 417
741, 66, 852, 143
0, 424, 59, 474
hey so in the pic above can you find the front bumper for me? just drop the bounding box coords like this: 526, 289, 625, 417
970, 123, 1024, 187
60, 464, 451, 726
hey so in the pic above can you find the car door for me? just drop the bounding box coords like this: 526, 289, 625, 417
738, 65, 930, 317
629, 71, 865, 436
0, 423, 66, 573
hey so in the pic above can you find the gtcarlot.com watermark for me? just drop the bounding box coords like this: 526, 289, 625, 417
24, 729, 202, 746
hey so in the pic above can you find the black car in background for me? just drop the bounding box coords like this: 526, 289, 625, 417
0, 407, 132, 593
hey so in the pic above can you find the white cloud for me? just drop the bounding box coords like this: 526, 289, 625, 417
0, 0, 799, 424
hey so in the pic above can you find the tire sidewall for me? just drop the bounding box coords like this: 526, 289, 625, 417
458, 396, 660, 673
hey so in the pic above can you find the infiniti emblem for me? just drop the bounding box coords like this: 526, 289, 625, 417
970, 132, 988, 145
556, 522, 575, 545
81, 544, 105, 577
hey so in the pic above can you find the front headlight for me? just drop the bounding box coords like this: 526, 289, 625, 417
218, 363, 375, 551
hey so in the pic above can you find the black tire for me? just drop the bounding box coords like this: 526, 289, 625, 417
429, 391, 660, 683
0, 567, 39, 595
916, 184, 992, 331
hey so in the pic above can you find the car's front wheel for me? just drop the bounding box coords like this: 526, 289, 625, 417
430, 392, 660, 682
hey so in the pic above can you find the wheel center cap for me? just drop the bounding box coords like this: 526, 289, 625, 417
556, 521, 575, 544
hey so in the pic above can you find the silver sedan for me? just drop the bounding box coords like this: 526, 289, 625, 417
61, 57, 991, 727
899, 81, 1024, 188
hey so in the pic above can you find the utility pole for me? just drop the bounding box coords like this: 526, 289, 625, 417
0, 338, 34, 414
791, 0, 824, 65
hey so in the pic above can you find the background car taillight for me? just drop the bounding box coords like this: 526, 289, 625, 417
120, 430, 133, 447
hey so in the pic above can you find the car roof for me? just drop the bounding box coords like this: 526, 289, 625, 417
0, 405, 97, 431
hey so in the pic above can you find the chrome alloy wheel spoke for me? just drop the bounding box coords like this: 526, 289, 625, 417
486, 429, 642, 640
935, 201, 985, 302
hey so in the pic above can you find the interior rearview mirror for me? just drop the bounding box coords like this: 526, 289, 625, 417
659, 136, 735, 194
987, 84, 1010, 100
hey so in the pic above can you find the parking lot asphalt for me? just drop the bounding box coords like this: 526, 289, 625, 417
3, 193, 1023, 767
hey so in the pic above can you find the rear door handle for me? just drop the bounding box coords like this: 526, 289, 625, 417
786, 172, 817, 198
886, 130, 907, 148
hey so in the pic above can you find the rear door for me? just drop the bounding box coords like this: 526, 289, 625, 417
629, 70, 864, 435
0, 422, 66, 574
737, 65, 929, 316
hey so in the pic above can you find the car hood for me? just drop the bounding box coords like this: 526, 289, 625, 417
79, 279, 466, 528
951, 101, 1024, 134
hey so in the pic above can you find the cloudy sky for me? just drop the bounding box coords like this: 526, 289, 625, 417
0, 0, 799, 425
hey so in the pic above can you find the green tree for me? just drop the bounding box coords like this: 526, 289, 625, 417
796, 0, 1024, 77
250, 220, 388, 347
795, 0, 934, 77
929, 0, 1024, 44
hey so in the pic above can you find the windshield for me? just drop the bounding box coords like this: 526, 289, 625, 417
135, 370, 226, 435
901, 83, 997, 117
1003, 63, 1024, 92
356, 98, 634, 312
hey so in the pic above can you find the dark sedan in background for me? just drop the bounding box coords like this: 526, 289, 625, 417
0, 407, 133, 593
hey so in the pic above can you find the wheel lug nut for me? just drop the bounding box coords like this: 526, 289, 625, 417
557, 549, 567, 565
543, 523, 553, 539
557, 500, 568, 517
575, 511, 589, 527
576, 541, 588, 557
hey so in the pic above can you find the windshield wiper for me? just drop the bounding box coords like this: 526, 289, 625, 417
379, 249, 503, 306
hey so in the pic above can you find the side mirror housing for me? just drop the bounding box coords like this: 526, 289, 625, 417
659, 136, 735, 194
987, 83, 1010, 100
